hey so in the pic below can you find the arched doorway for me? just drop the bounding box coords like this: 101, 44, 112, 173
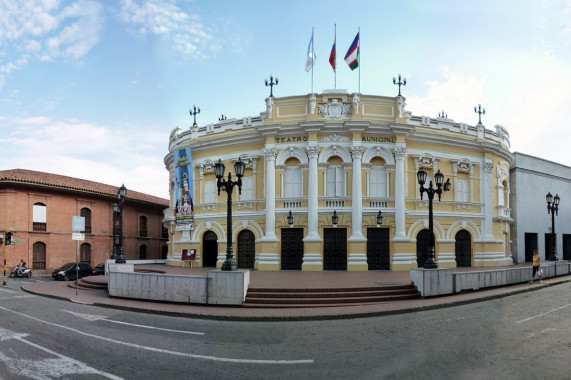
202, 231, 218, 267
416, 229, 434, 268
455, 230, 472, 267
237, 230, 255, 269
33, 242, 46, 270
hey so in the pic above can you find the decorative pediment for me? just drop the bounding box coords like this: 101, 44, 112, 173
321, 133, 350, 142
318, 99, 351, 120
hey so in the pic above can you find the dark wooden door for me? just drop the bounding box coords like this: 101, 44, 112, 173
323, 228, 347, 270
545, 233, 556, 260
455, 230, 471, 267
281, 228, 304, 270
416, 229, 432, 268
367, 228, 390, 270
238, 230, 255, 269
202, 231, 218, 267
563, 234, 571, 260
525, 233, 538, 262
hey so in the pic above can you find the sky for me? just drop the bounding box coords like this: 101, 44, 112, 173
0, 0, 570, 199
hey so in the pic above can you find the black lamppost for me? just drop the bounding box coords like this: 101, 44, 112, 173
393, 74, 407, 96
111, 203, 118, 259
376, 210, 383, 227
546, 192, 560, 261
190, 105, 201, 126
417, 168, 451, 269
265, 75, 278, 98
215, 158, 246, 271
474, 104, 485, 125
115, 184, 127, 264
332, 210, 338, 228
287, 210, 294, 228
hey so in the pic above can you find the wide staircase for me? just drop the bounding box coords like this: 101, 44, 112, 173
244, 284, 420, 308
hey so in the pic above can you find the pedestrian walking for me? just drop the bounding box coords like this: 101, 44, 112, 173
530, 249, 543, 284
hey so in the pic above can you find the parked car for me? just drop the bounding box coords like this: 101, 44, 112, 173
93, 263, 105, 276
52, 263, 94, 281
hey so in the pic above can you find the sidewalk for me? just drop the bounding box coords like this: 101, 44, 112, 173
21, 265, 571, 321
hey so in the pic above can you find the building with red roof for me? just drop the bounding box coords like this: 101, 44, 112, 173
0, 169, 169, 273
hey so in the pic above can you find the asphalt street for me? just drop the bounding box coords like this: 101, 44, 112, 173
0, 277, 569, 379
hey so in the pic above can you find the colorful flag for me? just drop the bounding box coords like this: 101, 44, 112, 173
344, 32, 360, 71
329, 38, 336, 72
305, 34, 316, 72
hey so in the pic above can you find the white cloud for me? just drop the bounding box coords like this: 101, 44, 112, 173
117, 0, 213, 58
0, 0, 104, 86
1, 116, 169, 198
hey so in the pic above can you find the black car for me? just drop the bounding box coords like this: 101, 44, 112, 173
52, 262, 94, 281
93, 263, 105, 276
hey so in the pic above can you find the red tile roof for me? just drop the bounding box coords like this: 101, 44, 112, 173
0, 169, 169, 207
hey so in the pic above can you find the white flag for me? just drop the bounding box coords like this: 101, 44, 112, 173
305, 34, 316, 72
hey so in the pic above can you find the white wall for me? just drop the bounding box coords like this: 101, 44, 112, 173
510, 153, 571, 263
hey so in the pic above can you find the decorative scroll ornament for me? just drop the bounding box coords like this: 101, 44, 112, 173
318, 99, 351, 120
321, 133, 350, 142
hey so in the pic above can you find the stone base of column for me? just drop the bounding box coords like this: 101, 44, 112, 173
348, 240, 368, 271
348, 253, 368, 271
256, 253, 280, 270
302, 241, 323, 271
256, 241, 280, 270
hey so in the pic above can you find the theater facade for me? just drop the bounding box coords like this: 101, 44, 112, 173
163, 90, 513, 271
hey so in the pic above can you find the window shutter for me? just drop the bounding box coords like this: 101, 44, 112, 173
205, 181, 216, 203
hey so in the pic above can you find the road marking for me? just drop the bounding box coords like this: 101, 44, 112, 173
0, 288, 15, 293
62, 309, 205, 335
2, 306, 313, 365
516, 303, 571, 323
0, 327, 122, 379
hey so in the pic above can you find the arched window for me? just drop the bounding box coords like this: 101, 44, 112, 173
33, 242, 46, 269
139, 216, 148, 237
80, 208, 92, 233
284, 158, 302, 198
326, 157, 345, 197
368, 157, 386, 197
139, 245, 147, 260
80, 243, 91, 263
33, 203, 47, 231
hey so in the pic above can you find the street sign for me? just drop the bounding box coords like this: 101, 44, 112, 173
72, 216, 85, 232
72, 233, 85, 241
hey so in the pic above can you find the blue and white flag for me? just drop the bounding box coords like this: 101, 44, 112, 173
305, 33, 316, 72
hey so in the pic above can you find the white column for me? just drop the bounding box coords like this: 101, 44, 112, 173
393, 145, 407, 240
482, 159, 494, 240
263, 147, 277, 240
350, 145, 364, 240
306, 145, 320, 240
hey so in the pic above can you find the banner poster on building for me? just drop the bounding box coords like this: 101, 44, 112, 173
174, 144, 194, 231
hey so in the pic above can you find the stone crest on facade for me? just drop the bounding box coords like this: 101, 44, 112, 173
321, 133, 350, 142
318, 99, 351, 120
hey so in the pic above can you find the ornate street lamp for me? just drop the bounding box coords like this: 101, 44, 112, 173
215, 158, 246, 271
115, 184, 127, 264
265, 75, 278, 98
332, 210, 338, 228
190, 105, 201, 126
546, 192, 560, 261
111, 203, 118, 259
393, 74, 407, 97
376, 210, 383, 227
287, 210, 294, 228
474, 104, 485, 125
417, 168, 451, 269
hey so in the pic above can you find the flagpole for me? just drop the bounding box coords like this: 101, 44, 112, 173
311, 27, 315, 94
334, 24, 337, 89
358, 27, 361, 93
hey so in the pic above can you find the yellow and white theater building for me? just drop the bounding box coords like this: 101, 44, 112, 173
163, 89, 514, 271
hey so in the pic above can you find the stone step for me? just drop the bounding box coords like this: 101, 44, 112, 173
244, 284, 420, 307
